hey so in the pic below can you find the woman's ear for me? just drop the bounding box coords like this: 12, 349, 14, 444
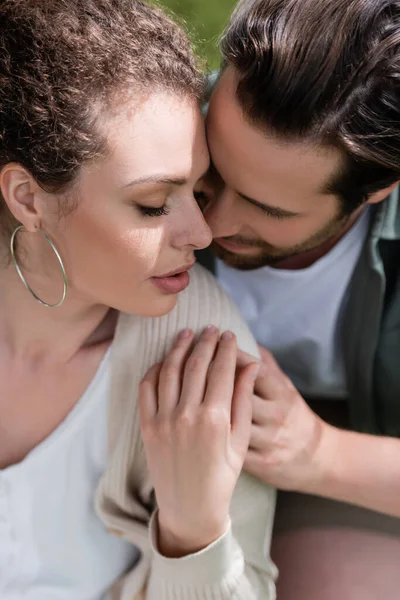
0, 163, 42, 232
367, 181, 399, 206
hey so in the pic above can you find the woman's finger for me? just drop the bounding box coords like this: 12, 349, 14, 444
236, 348, 260, 369
179, 326, 220, 407
138, 362, 162, 425
231, 362, 260, 453
203, 331, 237, 410
243, 448, 265, 480
157, 329, 194, 416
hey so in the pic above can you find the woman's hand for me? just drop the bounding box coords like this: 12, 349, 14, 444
138, 326, 260, 558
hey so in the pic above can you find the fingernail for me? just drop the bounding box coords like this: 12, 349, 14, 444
221, 331, 234, 341
178, 329, 191, 340
204, 325, 217, 336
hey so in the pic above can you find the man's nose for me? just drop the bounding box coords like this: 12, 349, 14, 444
203, 188, 241, 239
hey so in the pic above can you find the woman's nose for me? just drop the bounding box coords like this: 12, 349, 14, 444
173, 201, 213, 250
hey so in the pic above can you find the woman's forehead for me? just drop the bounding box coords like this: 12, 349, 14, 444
82, 93, 209, 190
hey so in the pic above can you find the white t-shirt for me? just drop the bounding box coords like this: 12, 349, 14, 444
0, 348, 139, 600
217, 208, 371, 399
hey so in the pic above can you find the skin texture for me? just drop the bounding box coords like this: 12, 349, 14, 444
2, 92, 212, 319
139, 328, 259, 557
204, 68, 392, 270
0, 91, 213, 470
204, 68, 400, 514
0, 88, 258, 563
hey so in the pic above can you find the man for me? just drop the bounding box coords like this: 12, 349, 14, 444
199, 0, 400, 597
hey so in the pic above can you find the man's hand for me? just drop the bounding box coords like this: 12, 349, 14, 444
238, 346, 400, 517
239, 345, 330, 493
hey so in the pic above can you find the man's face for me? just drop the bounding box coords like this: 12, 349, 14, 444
204, 68, 355, 270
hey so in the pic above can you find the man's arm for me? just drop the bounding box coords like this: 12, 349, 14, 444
242, 346, 400, 518
311, 425, 400, 517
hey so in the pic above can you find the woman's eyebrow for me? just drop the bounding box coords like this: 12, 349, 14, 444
123, 166, 210, 189
123, 174, 187, 188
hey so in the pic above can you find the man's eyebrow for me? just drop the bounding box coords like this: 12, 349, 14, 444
237, 191, 300, 218
123, 167, 210, 189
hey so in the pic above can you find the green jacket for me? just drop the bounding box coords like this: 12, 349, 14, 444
198, 188, 400, 436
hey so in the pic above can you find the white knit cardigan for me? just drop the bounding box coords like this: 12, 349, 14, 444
96, 264, 277, 599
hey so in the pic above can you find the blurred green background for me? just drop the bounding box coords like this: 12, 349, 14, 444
158, 0, 238, 69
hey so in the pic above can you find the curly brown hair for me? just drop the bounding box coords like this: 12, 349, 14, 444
0, 0, 203, 237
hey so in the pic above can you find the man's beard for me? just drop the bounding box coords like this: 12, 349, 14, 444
212, 210, 353, 271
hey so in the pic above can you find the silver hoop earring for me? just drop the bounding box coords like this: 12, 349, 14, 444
10, 225, 68, 308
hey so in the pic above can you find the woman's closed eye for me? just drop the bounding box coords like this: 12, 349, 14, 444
137, 191, 209, 218
137, 203, 170, 218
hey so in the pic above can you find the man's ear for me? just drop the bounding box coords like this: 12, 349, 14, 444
367, 181, 399, 206
0, 163, 42, 232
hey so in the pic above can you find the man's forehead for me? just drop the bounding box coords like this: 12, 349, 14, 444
207, 66, 244, 124
207, 76, 342, 207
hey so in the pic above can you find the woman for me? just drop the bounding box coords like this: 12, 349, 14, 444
0, 1, 276, 598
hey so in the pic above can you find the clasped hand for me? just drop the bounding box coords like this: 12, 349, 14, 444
139, 331, 328, 557
242, 345, 328, 493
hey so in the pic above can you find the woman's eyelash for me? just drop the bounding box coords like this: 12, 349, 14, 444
137, 192, 208, 217
137, 204, 170, 217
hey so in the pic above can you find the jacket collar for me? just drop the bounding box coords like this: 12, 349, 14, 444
371, 186, 400, 241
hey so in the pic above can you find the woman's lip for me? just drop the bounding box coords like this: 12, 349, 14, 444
154, 262, 195, 279
151, 271, 191, 294
151, 262, 194, 295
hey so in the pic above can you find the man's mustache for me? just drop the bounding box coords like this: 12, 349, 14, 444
217, 235, 268, 249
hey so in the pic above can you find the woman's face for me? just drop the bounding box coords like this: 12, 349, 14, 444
50, 92, 212, 317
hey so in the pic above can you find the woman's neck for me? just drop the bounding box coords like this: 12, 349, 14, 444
0, 263, 114, 365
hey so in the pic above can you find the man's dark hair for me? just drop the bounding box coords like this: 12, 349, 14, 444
0, 0, 203, 238
221, 0, 400, 213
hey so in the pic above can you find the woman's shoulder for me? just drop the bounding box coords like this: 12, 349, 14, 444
175, 264, 255, 340
182, 262, 235, 310
115, 263, 259, 361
